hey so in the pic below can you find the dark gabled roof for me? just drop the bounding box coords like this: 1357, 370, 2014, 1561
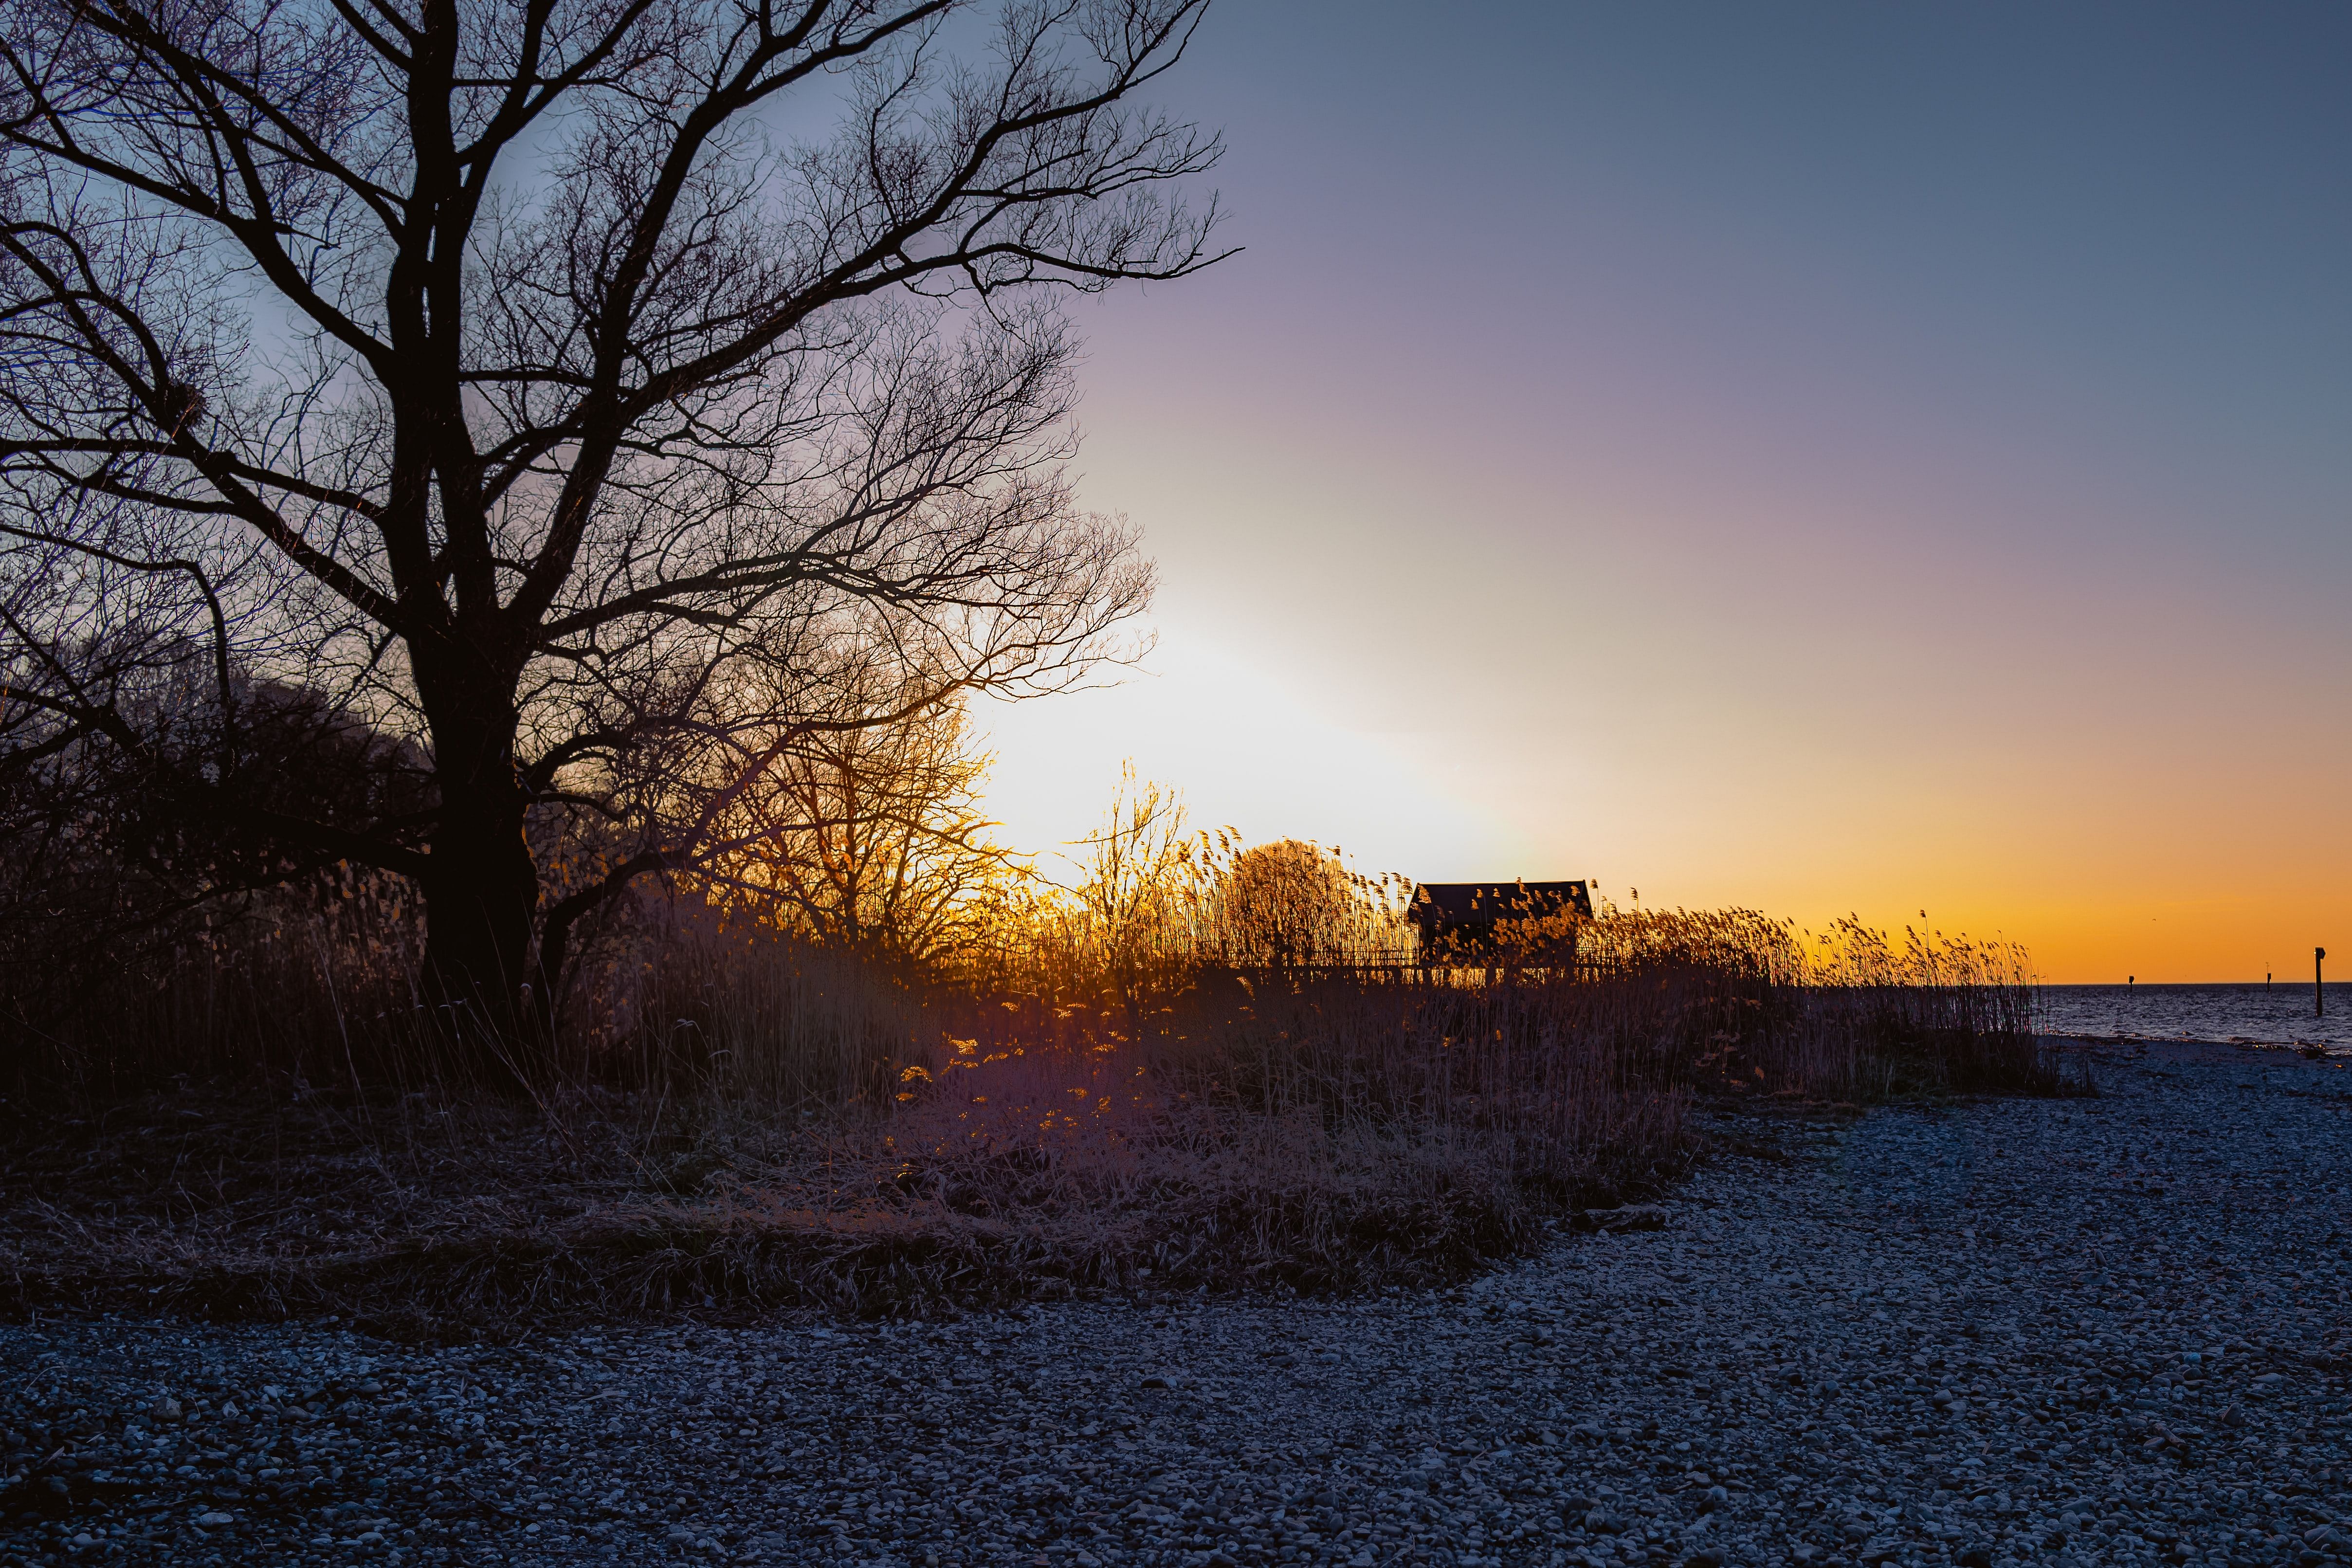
1409, 880, 1592, 924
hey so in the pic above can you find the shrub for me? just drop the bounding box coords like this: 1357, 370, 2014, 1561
0, 762, 2065, 1329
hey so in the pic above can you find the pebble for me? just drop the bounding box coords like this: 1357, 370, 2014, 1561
3, 1040, 2348, 1567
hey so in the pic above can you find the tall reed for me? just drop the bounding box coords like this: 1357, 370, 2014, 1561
0, 834, 2074, 1327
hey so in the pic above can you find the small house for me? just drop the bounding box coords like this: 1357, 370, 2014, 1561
1407, 880, 1593, 963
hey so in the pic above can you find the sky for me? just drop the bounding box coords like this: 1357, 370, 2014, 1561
974, 1, 2352, 984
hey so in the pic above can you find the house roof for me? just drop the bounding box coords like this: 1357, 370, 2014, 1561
1409, 880, 1592, 924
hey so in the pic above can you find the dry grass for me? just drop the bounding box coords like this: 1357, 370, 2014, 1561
0, 1074, 1561, 1338
0, 851, 2073, 1336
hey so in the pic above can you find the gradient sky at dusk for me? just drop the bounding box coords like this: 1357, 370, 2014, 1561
976, 1, 2352, 983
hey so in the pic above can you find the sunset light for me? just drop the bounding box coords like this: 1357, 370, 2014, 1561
2, 3, 2346, 1561
975, 5, 2349, 985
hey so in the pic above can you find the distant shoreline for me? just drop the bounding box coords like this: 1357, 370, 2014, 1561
2035, 980, 2352, 989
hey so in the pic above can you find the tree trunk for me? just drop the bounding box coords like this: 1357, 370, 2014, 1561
419, 700, 540, 1082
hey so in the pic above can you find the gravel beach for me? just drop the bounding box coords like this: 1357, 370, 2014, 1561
6, 1039, 2349, 1568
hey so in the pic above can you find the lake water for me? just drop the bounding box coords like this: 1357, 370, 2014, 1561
2037, 982, 2351, 1049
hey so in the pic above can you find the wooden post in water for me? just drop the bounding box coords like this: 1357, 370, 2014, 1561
2320, 948, 2328, 1019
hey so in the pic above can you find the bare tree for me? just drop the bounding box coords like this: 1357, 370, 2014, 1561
689, 670, 1013, 967
1074, 761, 1203, 1025
0, 0, 1224, 1049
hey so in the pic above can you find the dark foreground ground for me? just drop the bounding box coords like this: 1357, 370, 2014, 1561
4, 1040, 2349, 1568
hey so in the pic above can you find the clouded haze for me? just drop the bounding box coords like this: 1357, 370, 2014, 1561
978, 1, 2352, 982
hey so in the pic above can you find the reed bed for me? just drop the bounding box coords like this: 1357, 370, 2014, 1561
0, 832, 2067, 1334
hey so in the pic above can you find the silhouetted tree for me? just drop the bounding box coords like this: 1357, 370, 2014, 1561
0, 667, 430, 976
0, 0, 1224, 1057
688, 672, 1012, 968
1214, 839, 1357, 971
1075, 762, 1203, 1024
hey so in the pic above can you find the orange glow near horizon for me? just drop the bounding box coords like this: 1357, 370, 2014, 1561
970, 6, 2350, 985
978, 615, 2348, 986
974, 467, 2350, 985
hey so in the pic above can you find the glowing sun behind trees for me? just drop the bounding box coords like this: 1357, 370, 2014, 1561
0, 0, 1228, 1060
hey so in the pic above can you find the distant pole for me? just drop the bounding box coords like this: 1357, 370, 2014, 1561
2321, 948, 2329, 1019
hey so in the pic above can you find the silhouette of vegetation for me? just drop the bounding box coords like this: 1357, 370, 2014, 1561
1211, 839, 1374, 971
0, 0, 1223, 1066
0, 0, 2069, 1329
0, 736, 2060, 1331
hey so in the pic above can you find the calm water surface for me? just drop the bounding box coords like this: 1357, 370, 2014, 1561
2038, 982, 2351, 1048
